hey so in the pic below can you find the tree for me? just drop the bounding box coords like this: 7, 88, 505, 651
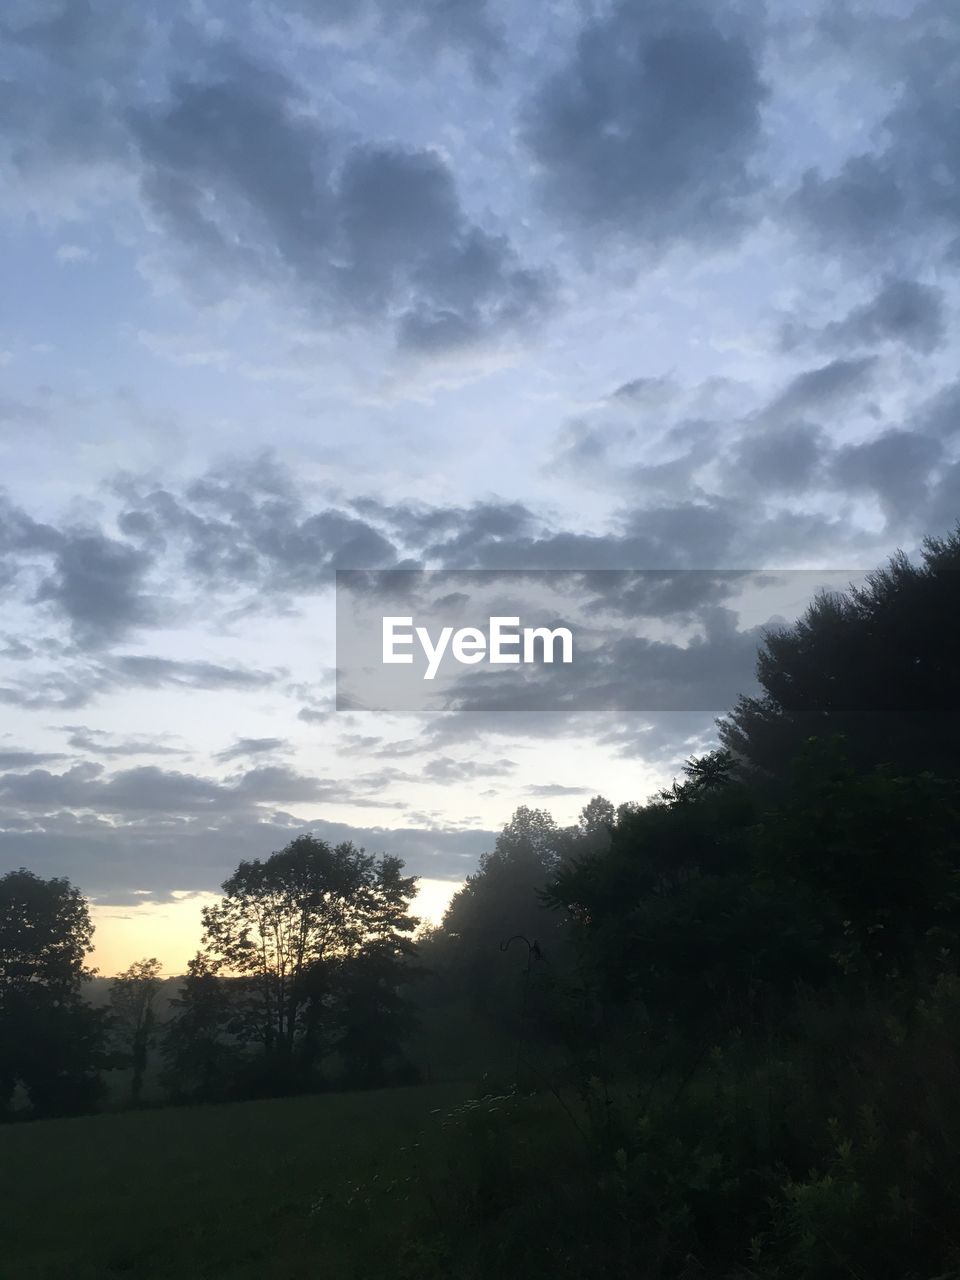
110, 957, 163, 1103
441, 806, 564, 1005
756, 738, 960, 979
331, 942, 421, 1087
0, 868, 105, 1117
162, 953, 242, 1103
200, 835, 418, 1081
436, 804, 610, 1025
719, 530, 960, 777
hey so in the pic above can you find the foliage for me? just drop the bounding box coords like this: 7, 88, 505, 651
437, 802, 611, 1021
199, 834, 418, 1068
109, 957, 163, 1103
161, 953, 246, 1103
0, 868, 105, 1118
719, 529, 960, 776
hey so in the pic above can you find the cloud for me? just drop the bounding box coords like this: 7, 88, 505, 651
0, 672, 102, 711
1, 11, 548, 352
611, 375, 679, 407
305, 0, 502, 66
0, 760, 375, 817
0, 499, 165, 649
58, 726, 182, 758
915, 379, 960, 443
0, 749, 66, 768
790, 154, 905, 251
832, 428, 942, 523
118, 466, 402, 592
130, 60, 553, 352
426, 602, 768, 716
0, 492, 61, 556
789, 6, 960, 255
214, 737, 288, 763
522, 0, 767, 248
35, 530, 157, 646
0, 761, 497, 896
525, 783, 593, 797
421, 755, 515, 782
0, 652, 280, 713
0, 0, 144, 189
731, 422, 826, 493
106, 656, 280, 692
760, 357, 878, 422
783, 279, 947, 356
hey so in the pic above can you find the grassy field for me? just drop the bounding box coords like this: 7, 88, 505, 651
0, 1083, 470, 1280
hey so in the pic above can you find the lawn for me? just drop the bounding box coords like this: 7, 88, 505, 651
0, 1083, 468, 1280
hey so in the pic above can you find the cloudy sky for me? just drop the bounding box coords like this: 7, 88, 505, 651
2, 0, 958, 972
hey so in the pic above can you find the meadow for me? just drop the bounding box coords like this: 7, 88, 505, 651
0, 1083, 469, 1280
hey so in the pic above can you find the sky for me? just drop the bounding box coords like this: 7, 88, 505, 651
2, 0, 959, 974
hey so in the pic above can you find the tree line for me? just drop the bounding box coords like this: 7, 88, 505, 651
0, 840, 421, 1115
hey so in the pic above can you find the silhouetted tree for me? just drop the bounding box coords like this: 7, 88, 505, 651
331, 942, 421, 1086
110, 957, 163, 1103
437, 802, 611, 1024
162, 953, 242, 1103
0, 868, 105, 1117
720, 530, 960, 777
440, 806, 564, 1012
200, 835, 418, 1085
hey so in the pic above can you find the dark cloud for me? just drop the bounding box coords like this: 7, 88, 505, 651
525, 783, 593, 797
428, 603, 766, 716
611, 375, 679, 406
352, 486, 876, 576
59, 726, 182, 758
35, 531, 156, 646
0, 749, 66, 768
0, 760, 381, 817
0, 672, 102, 711
0, 807, 495, 899
0, 493, 61, 556
130, 62, 552, 351
547, 419, 638, 476
107, 656, 280, 692
832, 429, 942, 524
0, 498, 163, 649
380, 498, 744, 571
1, 12, 548, 351
783, 279, 947, 355
2, 435, 926, 661
522, 0, 767, 248
790, 7, 960, 253
214, 737, 288, 763
0, 746, 499, 895
596, 710, 720, 767
298, 706, 333, 725
927, 459, 960, 534
0, 654, 279, 713
421, 756, 515, 783
916, 380, 960, 442
0, 0, 144, 184
732, 422, 826, 493
761, 357, 878, 422
790, 155, 906, 251
119, 472, 401, 594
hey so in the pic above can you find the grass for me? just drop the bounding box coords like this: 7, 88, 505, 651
0, 1082, 469, 1280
